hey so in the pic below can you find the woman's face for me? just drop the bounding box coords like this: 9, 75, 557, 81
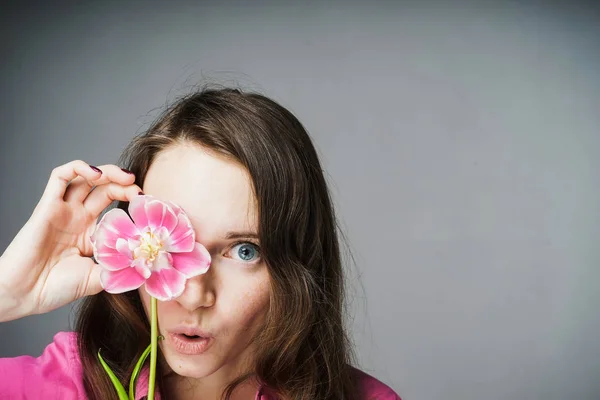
138, 143, 270, 386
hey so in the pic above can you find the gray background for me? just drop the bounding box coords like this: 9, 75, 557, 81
1, 1, 599, 398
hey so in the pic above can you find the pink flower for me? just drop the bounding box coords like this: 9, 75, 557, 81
90, 194, 211, 301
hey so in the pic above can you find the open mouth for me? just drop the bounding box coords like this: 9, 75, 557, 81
168, 332, 213, 355
181, 334, 202, 339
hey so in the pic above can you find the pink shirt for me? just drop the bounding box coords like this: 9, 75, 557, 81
0, 331, 400, 399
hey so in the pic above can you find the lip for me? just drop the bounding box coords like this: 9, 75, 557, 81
169, 326, 214, 338
166, 326, 214, 356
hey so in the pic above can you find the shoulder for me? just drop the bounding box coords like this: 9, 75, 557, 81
350, 366, 402, 400
0, 331, 86, 400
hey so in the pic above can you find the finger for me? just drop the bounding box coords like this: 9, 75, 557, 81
64, 164, 136, 204
83, 182, 143, 218
42, 160, 103, 203
63, 176, 94, 203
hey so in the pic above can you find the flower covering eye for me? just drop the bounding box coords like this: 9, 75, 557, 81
90, 194, 211, 301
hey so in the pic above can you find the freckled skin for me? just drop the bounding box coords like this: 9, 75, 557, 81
137, 144, 271, 397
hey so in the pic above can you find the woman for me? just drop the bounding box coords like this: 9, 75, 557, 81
0, 88, 400, 399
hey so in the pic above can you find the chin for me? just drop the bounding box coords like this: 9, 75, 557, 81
163, 351, 219, 378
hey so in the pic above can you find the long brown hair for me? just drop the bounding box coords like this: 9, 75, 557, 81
74, 87, 358, 400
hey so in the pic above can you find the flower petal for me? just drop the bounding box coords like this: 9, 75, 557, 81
145, 199, 178, 232
91, 209, 139, 249
115, 238, 132, 256
144, 268, 186, 301
165, 213, 195, 253
94, 244, 132, 271
100, 267, 146, 293
165, 200, 182, 215
129, 195, 151, 229
127, 238, 141, 251
132, 258, 152, 279
171, 243, 211, 278
102, 209, 140, 238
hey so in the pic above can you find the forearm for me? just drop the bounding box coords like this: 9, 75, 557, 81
0, 257, 27, 323
0, 290, 22, 323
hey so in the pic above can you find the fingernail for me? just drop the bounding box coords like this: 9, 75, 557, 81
121, 168, 134, 175
138, 191, 144, 195
90, 165, 102, 174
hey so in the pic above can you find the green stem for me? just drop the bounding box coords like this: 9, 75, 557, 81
148, 296, 158, 400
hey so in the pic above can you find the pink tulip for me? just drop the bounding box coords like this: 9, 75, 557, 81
90, 194, 211, 301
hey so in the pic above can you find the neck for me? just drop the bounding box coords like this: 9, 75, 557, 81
158, 349, 259, 400
164, 374, 259, 400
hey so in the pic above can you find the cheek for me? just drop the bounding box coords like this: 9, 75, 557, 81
138, 288, 150, 314
222, 272, 270, 326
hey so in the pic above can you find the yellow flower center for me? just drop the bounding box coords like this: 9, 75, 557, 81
134, 230, 163, 262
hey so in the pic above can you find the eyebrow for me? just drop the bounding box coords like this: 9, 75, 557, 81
224, 231, 259, 240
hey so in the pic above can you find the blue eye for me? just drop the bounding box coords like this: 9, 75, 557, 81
229, 242, 261, 263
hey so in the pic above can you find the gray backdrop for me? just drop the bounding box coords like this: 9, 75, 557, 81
1, 1, 599, 399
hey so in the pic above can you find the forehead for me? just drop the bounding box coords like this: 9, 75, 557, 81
142, 144, 258, 239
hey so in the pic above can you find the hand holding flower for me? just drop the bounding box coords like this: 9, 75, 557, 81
0, 161, 141, 323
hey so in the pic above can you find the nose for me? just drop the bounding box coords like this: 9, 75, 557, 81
175, 268, 216, 311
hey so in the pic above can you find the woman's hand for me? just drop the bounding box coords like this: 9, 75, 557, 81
0, 160, 142, 322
